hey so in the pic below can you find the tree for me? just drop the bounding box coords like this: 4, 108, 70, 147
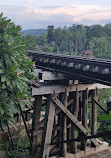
59, 40, 68, 52
0, 13, 33, 131
70, 25, 86, 53
90, 25, 104, 38
25, 34, 37, 50
89, 36, 109, 54
42, 46, 53, 53
47, 25, 54, 43
36, 33, 47, 45
54, 27, 62, 46
104, 23, 111, 36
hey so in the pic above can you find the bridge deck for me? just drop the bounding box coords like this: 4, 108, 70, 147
28, 50, 111, 86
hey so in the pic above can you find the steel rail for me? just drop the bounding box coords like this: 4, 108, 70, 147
28, 50, 111, 65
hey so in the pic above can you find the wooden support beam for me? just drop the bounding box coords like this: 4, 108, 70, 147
59, 92, 65, 157
51, 95, 99, 147
50, 130, 111, 144
68, 92, 74, 149
74, 86, 79, 152
63, 89, 67, 157
82, 88, 88, 130
40, 95, 56, 158
55, 98, 74, 115
30, 95, 42, 157
71, 86, 79, 153
30, 99, 74, 136
32, 83, 110, 96
92, 88, 98, 135
91, 98, 108, 114
78, 91, 82, 122
81, 88, 88, 150
70, 92, 76, 148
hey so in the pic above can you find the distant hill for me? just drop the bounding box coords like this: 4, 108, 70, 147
22, 29, 48, 36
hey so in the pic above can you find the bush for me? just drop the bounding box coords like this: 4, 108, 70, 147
0, 134, 29, 158
0, 12, 34, 131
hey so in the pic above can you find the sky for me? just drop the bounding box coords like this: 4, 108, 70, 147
0, 0, 111, 30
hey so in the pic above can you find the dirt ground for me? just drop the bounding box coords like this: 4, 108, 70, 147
84, 148, 111, 158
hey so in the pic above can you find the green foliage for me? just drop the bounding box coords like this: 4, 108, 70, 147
47, 25, 54, 43
0, 13, 34, 131
98, 89, 111, 106
0, 134, 29, 158
89, 25, 104, 38
87, 88, 111, 145
35, 23, 111, 57
104, 23, 111, 36
36, 33, 47, 45
42, 46, 53, 53
89, 36, 109, 54
22, 29, 47, 37
54, 27, 62, 46
97, 89, 111, 144
59, 40, 68, 52
24, 34, 37, 50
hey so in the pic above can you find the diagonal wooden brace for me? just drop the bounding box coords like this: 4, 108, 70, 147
55, 98, 74, 115
51, 95, 99, 147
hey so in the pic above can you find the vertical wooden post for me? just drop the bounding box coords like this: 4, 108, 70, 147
68, 92, 74, 148
78, 91, 82, 122
92, 88, 98, 135
82, 88, 88, 129
71, 86, 79, 153
40, 95, 56, 158
63, 89, 67, 157
59, 90, 68, 157
30, 95, 42, 157
81, 88, 88, 150
59, 92, 65, 156
78, 91, 83, 144
71, 91, 75, 153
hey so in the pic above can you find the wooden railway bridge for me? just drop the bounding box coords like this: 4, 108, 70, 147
27, 51, 111, 158
5, 51, 111, 158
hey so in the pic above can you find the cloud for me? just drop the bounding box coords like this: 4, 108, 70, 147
0, 4, 111, 29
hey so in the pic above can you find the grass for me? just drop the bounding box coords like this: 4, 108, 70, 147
0, 133, 30, 158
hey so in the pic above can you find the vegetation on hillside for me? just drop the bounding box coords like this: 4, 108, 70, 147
22, 29, 47, 37
25, 24, 111, 59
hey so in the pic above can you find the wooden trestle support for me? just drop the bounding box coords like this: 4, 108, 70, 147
30, 70, 110, 158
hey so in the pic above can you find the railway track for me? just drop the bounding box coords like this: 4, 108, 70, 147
28, 51, 111, 86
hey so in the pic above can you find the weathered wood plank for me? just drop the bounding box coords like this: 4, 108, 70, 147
92, 88, 98, 135
81, 89, 88, 149
63, 89, 67, 157
59, 92, 65, 157
91, 88, 98, 147
73, 86, 79, 153
82, 89, 88, 130
55, 98, 74, 115
30, 95, 42, 157
40, 95, 56, 158
32, 83, 111, 96
51, 95, 99, 147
